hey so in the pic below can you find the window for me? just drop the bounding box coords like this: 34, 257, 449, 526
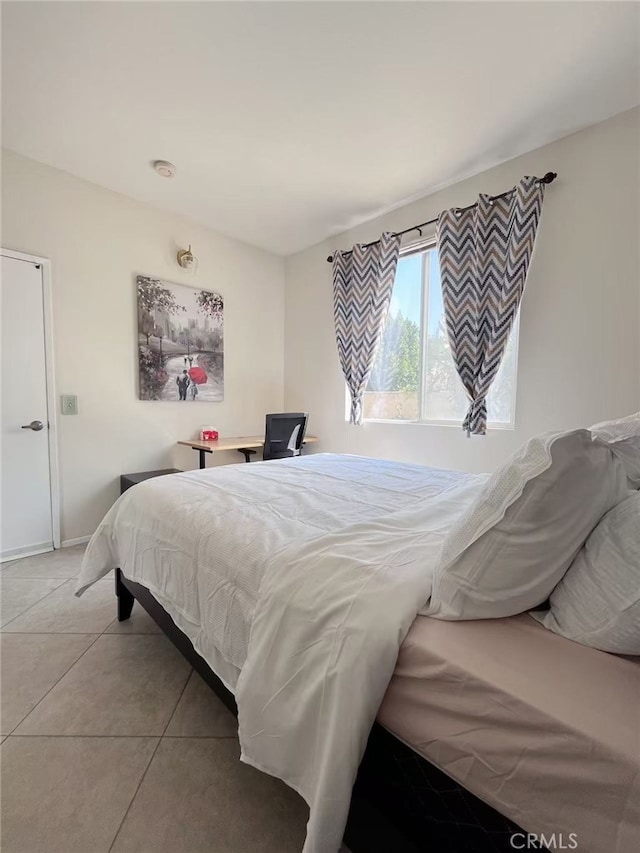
363, 243, 518, 426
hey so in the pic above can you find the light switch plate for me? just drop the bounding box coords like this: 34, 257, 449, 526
61, 394, 78, 415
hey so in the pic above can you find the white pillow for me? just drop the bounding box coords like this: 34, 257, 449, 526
590, 411, 640, 488
533, 492, 640, 654
424, 429, 629, 620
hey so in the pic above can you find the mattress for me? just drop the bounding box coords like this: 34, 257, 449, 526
377, 613, 640, 853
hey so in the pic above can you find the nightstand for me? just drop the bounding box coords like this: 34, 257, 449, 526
120, 468, 182, 495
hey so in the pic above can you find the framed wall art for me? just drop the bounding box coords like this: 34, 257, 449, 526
137, 275, 224, 402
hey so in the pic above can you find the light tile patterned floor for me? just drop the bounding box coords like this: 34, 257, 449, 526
0, 546, 350, 853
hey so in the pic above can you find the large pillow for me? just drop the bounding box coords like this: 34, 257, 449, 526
423, 429, 629, 620
532, 492, 640, 654
590, 411, 640, 488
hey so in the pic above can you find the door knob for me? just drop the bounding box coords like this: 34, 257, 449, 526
21, 420, 45, 431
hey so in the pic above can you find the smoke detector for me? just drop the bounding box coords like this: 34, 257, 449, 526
153, 160, 176, 178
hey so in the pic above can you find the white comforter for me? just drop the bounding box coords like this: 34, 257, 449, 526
77, 453, 486, 852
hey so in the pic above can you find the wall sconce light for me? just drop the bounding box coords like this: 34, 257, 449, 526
177, 244, 198, 272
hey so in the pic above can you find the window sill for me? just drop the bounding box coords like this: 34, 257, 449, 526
358, 418, 515, 431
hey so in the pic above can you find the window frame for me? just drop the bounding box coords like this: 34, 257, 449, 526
359, 238, 519, 430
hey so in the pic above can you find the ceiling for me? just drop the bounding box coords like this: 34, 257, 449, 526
2, 1, 639, 256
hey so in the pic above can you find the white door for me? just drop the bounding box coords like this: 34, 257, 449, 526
1, 253, 55, 560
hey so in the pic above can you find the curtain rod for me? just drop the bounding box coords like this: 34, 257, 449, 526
326, 171, 557, 263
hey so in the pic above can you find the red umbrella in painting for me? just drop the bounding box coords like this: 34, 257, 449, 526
188, 366, 208, 385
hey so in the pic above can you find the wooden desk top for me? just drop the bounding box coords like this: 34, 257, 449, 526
178, 435, 319, 453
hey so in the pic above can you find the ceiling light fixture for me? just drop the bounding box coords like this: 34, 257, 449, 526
153, 160, 176, 178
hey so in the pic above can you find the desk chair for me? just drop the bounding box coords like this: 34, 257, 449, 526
237, 413, 309, 463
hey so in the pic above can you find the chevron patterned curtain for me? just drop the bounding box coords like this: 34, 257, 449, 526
332, 232, 401, 424
436, 176, 546, 435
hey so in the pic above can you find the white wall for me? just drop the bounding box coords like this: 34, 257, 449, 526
284, 108, 640, 474
3, 109, 639, 541
1, 150, 285, 542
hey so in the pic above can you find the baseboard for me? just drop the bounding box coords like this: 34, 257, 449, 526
60, 535, 91, 548
0, 543, 53, 562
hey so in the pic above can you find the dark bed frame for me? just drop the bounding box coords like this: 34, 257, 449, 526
116, 568, 540, 853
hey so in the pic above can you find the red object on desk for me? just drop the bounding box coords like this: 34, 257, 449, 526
200, 429, 219, 441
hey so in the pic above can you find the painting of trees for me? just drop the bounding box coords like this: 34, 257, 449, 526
136, 275, 224, 402
137, 277, 184, 314
137, 277, 185, 345
195, 289, 224, 319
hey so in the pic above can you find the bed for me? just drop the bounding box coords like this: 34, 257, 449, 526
76, 454, 640, 853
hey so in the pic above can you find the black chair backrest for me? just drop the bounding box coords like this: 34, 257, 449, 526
263, 413, 308, 461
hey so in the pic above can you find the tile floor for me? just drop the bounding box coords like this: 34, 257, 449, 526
0, 546, 348, 853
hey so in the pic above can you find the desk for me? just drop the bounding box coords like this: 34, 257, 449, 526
178, 435, 319, 469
